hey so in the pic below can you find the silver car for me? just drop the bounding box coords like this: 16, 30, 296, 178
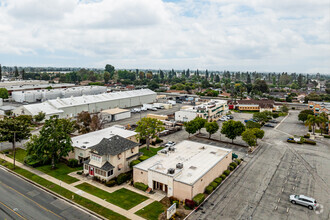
289, 195, 317, 210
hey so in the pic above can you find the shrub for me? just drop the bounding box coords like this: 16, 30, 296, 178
308, 129, 312, 132
223, 170, 231, 176
304, 140, 316, 145
230, 162, 237, 168
214, 177, 222, 184
169, 196, 179, 203
155, 137, 163, 144
105, 180, 116, 187
134, 182, 148, 191
139, 155, 149, 161
205, 186, 214, 194
130, 160, 141, 168
236, 159, 241, 165
210, 181, 218, 188
76, 171, 83, 175
324, 135, 330, 139
304, 134, 310, 138
116, 173, 131, 185
68, 159, 79, 168
229, 165, 235, 171
287, 139, 296, 143
192, 193, 205, 206
297, 141, 303, 144
173, 200, 179, 208
220, 174, 226, 180
185, 199, 196, 209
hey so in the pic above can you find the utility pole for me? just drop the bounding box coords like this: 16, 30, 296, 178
13, 131, 16, 169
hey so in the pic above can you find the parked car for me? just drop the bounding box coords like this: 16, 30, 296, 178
264, 124, 275, 128
227, 115, 234, 119
269, 120, 278, 123
289, 195, 317, 210
150, 107, 157, 111
141, 107, 147, 111
165, 141, 176, 147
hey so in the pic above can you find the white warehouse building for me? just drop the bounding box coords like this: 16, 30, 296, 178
13, 89, 157, 119
11, 86, 107, 103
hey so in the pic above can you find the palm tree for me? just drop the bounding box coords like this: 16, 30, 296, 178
316, 115, 328, 135
305, 115, 317, 135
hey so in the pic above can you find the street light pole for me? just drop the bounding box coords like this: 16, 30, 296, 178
13, 131, 16, 169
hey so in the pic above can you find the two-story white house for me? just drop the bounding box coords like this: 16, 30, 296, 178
83, 135, 140, 181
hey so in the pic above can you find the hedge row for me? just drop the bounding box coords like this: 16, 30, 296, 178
134, 182, 148, 191
192, 193, 205, 206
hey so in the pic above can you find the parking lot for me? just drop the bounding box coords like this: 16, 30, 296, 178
189, 111, 330, 220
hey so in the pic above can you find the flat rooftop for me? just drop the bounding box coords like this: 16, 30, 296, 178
134, 140, 232, 185
72, 126, 137, 149
101, 108, 129, 115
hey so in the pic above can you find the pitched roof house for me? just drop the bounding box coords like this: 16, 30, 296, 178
83, 135, 140, 181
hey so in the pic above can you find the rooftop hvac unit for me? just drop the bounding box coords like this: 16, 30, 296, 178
168, 168, 175, 174
176, 163, 183, 169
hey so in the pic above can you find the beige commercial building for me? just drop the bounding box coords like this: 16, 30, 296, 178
133, 141, 232, 200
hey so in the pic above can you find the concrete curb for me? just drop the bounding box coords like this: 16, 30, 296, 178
183, 163, 242, 220
0, 163, 106, 220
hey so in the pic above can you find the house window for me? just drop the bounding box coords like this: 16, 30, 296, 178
108, 170, 113, 176
131, 148, 134, 153
84, 164, 88, 170
118, 153, 122, 159
91, 154, 101, 162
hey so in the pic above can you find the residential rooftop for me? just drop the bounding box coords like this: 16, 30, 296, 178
134, 140, 232, 186
72, 126, 137, 149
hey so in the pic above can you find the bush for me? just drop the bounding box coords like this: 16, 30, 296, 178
230, 162, 237, 168
304, 140, 316, 145
235, 159, 241, 165
76, 171, 83, 175
223, 170, 231, 176
220, 174, 226, 180
324, 135, 330, 138
297, 141, 303, 144
116, 173, 131, 185
169, 196, 179, 203
214, 177, 222, 184
192, 193, 205, 206
130, 160, 141, 168
304, 134, 310, 138
210, 181, 218, 188
139, 156, 150, 161
205, 186, 214, 194
185, 199, 196, 209
105, 180, 116, 187
287, 139, 296, 143
134, 182, 148, 191
229, 165, 235, 171
68, 159, 79, 168
155, 137, 163, 144
291, 107, 295, 110
173, 200, 179, 208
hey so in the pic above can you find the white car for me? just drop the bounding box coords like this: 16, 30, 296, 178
165, 141, 176, 147
289, 195, 317, 210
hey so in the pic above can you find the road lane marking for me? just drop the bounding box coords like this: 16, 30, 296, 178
0, 201, 27, 220
0, 181, 63, 219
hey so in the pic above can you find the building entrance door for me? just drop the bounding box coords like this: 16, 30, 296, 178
89, 167, 94, 176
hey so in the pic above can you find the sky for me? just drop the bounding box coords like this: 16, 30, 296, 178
0, 0, 329, 73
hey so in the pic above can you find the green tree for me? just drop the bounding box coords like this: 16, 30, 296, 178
281, 104, 289, 113
105, 64, 115, 79
205, 121, 219, 139
135, 118, 164, 150
305, 115, 317, 134
184, 121, 198, 137
253, 112, 269, 124
194, 117, 207, 134
104, 71, 110, 84
221, 120, 245, 143
34, 112, 46, 123
0, 118, 31, 169
77, 111, 92, 134
0, 88, 9, 99
148, 81, 159, 91
253, 79, 269, 93
26, 116, 76, 169
316, 114, 328, 135
215, 75, 220, 83
15, 115, 33, 125
14, 66, 19, 77
252, 128, 264, 144
246, 121, 261, 129
298, 110, 314, 122
242, 129, 256, 147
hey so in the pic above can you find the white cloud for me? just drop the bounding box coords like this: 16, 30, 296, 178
0, 0, 329, 73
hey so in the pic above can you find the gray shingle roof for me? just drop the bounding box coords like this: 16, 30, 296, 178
90, 135, 139, 156
83, 159, 114, 171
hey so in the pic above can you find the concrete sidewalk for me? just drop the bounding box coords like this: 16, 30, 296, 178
0, 154, 144, 220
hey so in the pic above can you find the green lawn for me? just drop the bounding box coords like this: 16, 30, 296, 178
135, 201, 165, 220
35, 163, 81, 184
76, 183, 148, 210
2, 148, 80, 184
139, 146, 163, 157
0, 159, 128, 220
2, 148, 27, 163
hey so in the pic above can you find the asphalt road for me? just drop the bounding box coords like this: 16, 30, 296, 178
188, 111, 330, 220
0, 168, 98, 220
